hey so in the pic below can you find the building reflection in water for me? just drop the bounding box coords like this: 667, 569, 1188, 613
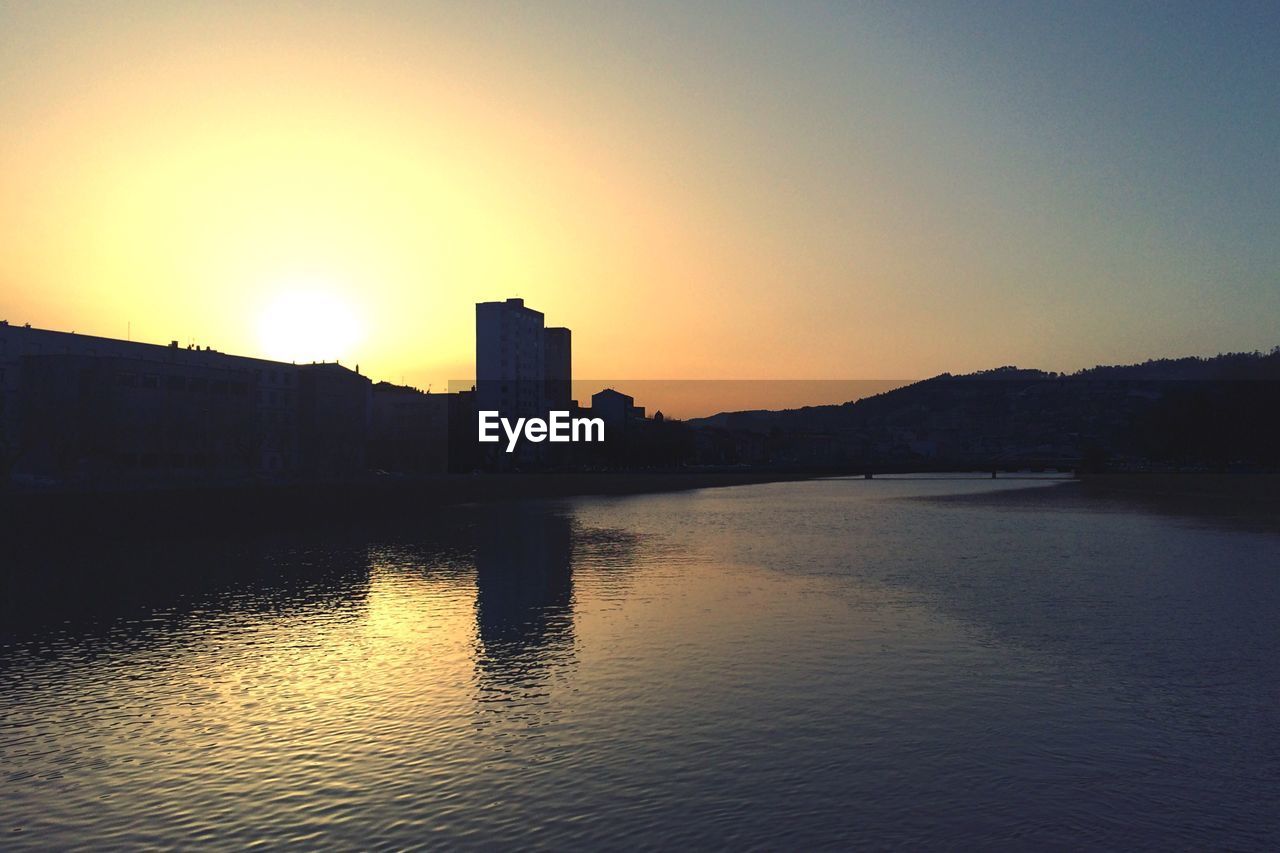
0, 534, 373, 652
0, 503, 647, 741
472, 505, 576, 712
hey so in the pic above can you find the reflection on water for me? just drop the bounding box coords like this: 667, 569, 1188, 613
1, 534, 374, 649
473, 508, 575, 734
2, 480, 1279, 849
475, 508, 574, 686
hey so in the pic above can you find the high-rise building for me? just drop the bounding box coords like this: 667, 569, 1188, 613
475, 299, 575, 467
474, 299, 574, 416
475, 298, 547, 421
544, 326, 572, 411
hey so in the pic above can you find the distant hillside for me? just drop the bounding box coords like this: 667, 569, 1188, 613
688, 349, 1280, 470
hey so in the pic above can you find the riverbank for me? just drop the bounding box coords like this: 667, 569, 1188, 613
920, 472, 1280, 533
0, 470, 817, 539
1077, 472, 1280, 502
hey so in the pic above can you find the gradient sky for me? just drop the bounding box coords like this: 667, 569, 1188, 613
2, 1, 1277, 390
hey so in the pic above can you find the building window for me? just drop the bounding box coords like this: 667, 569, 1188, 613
142, 374, 159, 389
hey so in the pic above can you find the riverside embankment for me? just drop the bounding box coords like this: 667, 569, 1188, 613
0, 470, 819, 539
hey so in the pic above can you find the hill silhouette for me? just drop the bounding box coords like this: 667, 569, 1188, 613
689, 349, 1280, 471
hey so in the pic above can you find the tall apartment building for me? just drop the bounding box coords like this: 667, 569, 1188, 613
474, 299, 575, 467
544, 326, 572, 411
475, 298, 546, 421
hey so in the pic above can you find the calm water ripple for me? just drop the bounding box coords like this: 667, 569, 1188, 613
2, 478, 1279, 849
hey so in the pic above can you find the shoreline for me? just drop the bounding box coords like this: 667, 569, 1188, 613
1076, 472, 1280, 503
920, 472, 1280, 533
0, 470, 819, 539
6, 470, 1277, 540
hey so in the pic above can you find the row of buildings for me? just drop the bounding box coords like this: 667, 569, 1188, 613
475, 297, 657, 426
0, 322, 378, 487
474, 298, 648, 461
1, 298, 655, 488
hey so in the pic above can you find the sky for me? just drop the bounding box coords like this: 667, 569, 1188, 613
2, 0, 1277, 392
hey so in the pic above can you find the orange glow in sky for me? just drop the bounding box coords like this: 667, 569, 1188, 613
2, 3, 1277, 397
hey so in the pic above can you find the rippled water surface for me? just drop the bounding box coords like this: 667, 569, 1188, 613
3, 478, 1279, 849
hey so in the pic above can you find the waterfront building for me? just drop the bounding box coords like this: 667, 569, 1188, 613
0, 322, 371, 487
297, 362, 372, 480
590, 388, 646, 431
18, 352, 258, 486
476, 298, 547, 423
544, 326, 572, 411
475, 299, 576, 417
369, 382, 450, 474
475, 299, 578, 467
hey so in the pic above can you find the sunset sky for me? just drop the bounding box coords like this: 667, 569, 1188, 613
2, 1, 1277, 391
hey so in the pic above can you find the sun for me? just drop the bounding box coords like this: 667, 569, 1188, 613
256, 287, 364, 364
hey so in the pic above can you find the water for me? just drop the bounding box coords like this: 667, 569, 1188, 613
2, 477, 1278, 849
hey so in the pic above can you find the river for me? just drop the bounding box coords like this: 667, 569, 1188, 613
2, 477, 1277, 848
